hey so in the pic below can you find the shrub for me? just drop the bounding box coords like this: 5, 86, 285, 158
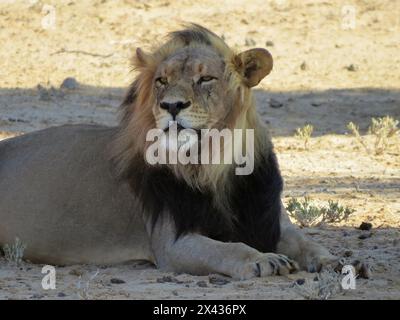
286, 197, 323, 227
347, 116, 399, 155
322, 200, 355, 223
286, 197, 354, 227
295, 124, 314, 150
294, 270, 342, 300
2, 237, 26, 266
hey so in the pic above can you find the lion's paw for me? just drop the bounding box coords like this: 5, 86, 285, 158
305, 254, 343, 273
234, 253, 299, 280
295, 242, 342, 273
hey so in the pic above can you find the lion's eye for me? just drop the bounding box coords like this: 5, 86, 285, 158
198, 76, 217, 84
155, 77, 168, 86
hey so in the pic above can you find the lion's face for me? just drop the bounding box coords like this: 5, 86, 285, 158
152, 46, 227, 132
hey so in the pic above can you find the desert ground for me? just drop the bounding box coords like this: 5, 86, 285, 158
0, 0, 399, 299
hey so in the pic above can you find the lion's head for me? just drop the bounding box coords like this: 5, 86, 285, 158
113, 24, 274, 190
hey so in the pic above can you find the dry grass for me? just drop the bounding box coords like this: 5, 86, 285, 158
76, 269, 100, 300
295, 124, 314, 150
2, 237, 26, 266
294, 270, 343, 300
347, 116, 399, 155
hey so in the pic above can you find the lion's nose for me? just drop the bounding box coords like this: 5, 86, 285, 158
160, 101, 191, 119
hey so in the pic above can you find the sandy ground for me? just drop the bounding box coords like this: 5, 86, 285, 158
0, 0, 399, 299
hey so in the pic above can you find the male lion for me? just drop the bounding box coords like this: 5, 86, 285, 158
0, 25, 339, 279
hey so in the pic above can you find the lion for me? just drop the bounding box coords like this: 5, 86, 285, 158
0, 24, 339, 279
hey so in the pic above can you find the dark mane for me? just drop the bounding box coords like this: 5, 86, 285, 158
125, 151, 282, 253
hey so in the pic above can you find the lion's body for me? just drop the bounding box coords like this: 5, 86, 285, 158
0, 25, 339, 279
0, 125, 153, 265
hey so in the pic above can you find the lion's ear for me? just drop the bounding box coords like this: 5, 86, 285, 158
134, 47, 151, 67
234, 48, 273, 87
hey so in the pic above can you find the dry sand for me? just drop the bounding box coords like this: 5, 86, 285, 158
0, 0, 399, 299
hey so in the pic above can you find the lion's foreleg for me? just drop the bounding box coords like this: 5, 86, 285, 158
148, 216, 298, 280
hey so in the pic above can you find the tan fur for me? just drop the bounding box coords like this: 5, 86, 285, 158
0, 25, 341, 278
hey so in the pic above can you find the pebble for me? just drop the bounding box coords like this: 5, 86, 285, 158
209, 275, 230, 285
311, 101, 323, 107
269, 98, 284, 108
352, 260, 371, 279
110, 278, 125, 284
60, 77, 79, 90
343, 250, 353, 257
359, 222, 372, 231
196, 280, 208, 288
156, 275, 183, 284
345, 64, 358, 72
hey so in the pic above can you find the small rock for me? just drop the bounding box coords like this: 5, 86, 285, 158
196, 280, 208, 288
352, 260, 371, 279
57, 292, 67, 297
110, 278, 125, 284
311, 100, 323, 107
60, 77, 79, 90
8, 117, 27, 123
209, 275, 230, 285
156, 275, 182, 283
300, 61, 307, 70
295, 278, 305, 285
345, 64, 358, 72
269, 98, 284, 109
265, 40, 274, 47
359, 222, 372, 231
343, 250, 353, 257
172, 290, 179, 296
